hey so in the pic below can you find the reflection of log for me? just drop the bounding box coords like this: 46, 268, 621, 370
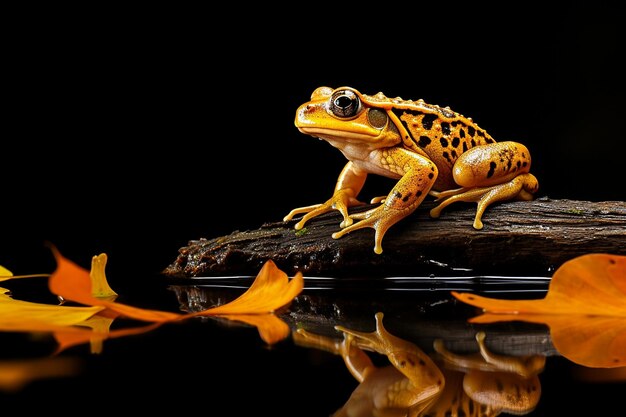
164, 198, 626, 278
169, 285, 558, 357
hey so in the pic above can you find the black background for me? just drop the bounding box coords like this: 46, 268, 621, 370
2, 4, 625, 283
1, 5, 625, 415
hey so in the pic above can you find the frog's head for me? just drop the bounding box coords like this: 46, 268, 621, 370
295, 86, 401, 149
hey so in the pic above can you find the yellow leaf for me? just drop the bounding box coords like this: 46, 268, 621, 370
0, 265, 12, 279
194, 259, 304, 316
89, 253, 118, 299
0, 287, 104, 331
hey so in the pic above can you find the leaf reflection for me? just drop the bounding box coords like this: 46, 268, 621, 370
453, 253, 626, 368
0, 357, 82, 392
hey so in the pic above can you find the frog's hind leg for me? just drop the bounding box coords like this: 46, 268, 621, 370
430, 173, 538, 229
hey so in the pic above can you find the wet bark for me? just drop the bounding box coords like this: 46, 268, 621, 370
163, 197, 626, 278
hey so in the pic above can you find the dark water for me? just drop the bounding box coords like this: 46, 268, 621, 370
1, 274, 623, 416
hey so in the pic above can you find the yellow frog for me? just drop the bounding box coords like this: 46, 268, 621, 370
284, 87, 539, 254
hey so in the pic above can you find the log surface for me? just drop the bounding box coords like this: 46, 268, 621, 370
163, 197, 626, 278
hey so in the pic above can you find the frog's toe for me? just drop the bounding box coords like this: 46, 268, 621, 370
283, 204, 323, 222
332, 216, 375, 240
349, 206, 377, 221
373, 233, 385, 254
339, 217, 354, 228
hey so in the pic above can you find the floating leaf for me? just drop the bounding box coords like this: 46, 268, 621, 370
193, 259, 304, 316
454, 253, 626, 368
48, 248, 301, 343
453, 254, 626, 316
0, 265, 12, 279
191, 260, 303, 344
0, 287, 104, 331
48, 247, 183, 322
89, 253, 118, 299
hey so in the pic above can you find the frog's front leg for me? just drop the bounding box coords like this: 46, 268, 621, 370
283, 161, 367, 230
295, 328, 375, 383
430, 141, 539, 229
335, 312, 445, 407
333, 148, 438, 254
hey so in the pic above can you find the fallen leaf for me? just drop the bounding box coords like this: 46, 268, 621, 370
89, 253, 118, 299
453, 253, 626, 316
453, 253, 626, 368
0, 265, 12, 278
48, 248, 302, 343
48, 246, 183, 322
193, 259, 304, 316
0, 287, 104, 331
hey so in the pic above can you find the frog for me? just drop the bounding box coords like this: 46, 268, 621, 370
284, 86, 539, 254
294, 313, 544, 417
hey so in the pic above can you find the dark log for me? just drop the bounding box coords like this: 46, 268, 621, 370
163, 197, 626, 278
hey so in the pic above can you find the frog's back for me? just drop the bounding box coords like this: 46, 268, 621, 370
363, 92, 497, 190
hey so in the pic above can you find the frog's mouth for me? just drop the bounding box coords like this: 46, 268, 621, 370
298, 126, 379, 142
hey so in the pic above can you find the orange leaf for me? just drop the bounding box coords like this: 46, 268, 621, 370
48, 246, 97, 306
453, 253, 626, 317
455, 253, 626, 368
48, 247, 183, 322
193, 259, 304, 316
48, 248, 302, 344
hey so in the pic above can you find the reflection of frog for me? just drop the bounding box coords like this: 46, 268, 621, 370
295, 312, 544, 416
285, 87, 538, 254
432, 332, 544, 416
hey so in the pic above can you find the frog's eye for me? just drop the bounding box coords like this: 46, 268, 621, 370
330, 89, 361, 118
